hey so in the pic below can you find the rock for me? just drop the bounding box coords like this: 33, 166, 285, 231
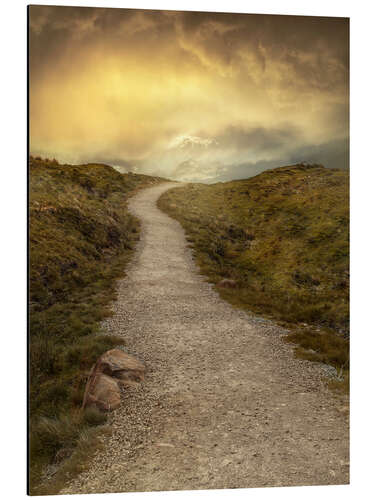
84, 372, 121, 412
100, 349, 145, 384
217, 279, 238, 289
81, 349, 145, 411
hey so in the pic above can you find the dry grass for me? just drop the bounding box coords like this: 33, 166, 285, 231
29, 156, 166, 493
30, 414, 111, 495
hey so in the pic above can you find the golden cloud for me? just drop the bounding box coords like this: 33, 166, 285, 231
29, 6, 349, 181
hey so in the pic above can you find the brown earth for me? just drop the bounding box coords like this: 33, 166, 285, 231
61, 182, 349, 494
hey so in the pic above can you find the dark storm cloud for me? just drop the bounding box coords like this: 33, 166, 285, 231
163, 135, 349, 183
175, 11, 348, 90
289, 138, 349, 170
211, 124, 301, 152
29, 7, 176, 79
212, 138, 349, 183
29, 6, 348, 89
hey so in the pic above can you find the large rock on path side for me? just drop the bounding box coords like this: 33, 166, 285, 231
82, 349, 145, 412
84, 373, 122, 412
100, 349, 145, 385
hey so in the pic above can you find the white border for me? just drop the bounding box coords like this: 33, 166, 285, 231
1, 0, 375, 499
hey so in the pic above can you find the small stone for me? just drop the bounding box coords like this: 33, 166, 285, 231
100, 349, 145, 385
217, 279, 238, 289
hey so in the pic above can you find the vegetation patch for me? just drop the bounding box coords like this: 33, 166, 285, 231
29, 156, 165, 493
158, 163, 349, 390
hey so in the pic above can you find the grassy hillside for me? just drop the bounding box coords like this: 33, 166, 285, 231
29, 156, 166, 493
158, 164, 349, 387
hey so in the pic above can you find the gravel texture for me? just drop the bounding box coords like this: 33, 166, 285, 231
62, 182, 349, 494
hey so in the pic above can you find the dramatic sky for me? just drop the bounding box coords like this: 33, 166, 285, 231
29, 6, 349, 182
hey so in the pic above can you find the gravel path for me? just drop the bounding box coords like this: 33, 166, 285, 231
62, 182, 349, 494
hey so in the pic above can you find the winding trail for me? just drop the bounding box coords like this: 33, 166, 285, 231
63, 182, 349, 494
